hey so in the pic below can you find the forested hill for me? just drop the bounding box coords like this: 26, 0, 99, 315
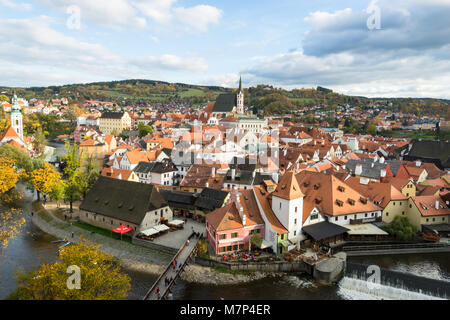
2, 80, 449, 117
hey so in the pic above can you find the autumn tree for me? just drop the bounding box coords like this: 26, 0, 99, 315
0, 94, 9, 103
32, 127, 47, 155
12, 242, 131, 300
77, 154, 99, 198
138, 122, 153, 138
0, 155, 26, 254
30, 163, 62, 201
0, 119, 10, 133
0, 155, 21, 195
250, 232, 263, 250
62, 141, 82, 212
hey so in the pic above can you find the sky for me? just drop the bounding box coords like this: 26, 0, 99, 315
1, 0, 450, 98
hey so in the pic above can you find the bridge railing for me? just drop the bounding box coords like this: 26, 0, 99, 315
143, 231, 196, 300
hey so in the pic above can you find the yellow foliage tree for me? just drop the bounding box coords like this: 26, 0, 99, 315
30, 163, 62, 200
0, 119, 10, 133
0, 155, 26, 253
14, 242, 131, 300
0, 155, 22, 194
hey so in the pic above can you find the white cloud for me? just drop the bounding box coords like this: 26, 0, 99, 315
0, 17, 209, 86
39, 0, 146, 29
244, 0, 450, 98
131, 54, 208, 72
200, 73, 240, 88
173, 5, 222, 32
132, 0, 177, 24
0, 0, 32, 11
38, 0, 222, 32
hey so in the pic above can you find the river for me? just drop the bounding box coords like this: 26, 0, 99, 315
1, 142, 449, 300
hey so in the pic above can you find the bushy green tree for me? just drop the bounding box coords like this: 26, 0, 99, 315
381, 216, 418, 241
138, 122, 153, 138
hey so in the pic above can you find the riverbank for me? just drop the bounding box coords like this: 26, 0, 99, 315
30, 201, 275, 286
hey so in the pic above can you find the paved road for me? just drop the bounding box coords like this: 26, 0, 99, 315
144, 235, 200, 300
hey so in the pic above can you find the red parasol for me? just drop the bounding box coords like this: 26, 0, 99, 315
112, 225, 133, 240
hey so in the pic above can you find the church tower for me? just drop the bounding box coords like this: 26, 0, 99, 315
236, 76, 244, 114
11, 93, 23, 140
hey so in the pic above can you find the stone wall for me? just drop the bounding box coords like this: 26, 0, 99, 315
193, 257, 309, 273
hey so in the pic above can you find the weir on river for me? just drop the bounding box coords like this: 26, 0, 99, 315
341, 262, 450, 300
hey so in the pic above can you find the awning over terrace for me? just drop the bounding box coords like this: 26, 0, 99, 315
153, 224, 170, 232
168, 219, 185, 226
141, 228, 159, 236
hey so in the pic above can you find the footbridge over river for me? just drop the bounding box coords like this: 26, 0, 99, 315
143, 232, 200, 300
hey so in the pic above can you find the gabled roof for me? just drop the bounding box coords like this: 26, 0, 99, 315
0, 126, 19, 140
253, 186, 288, 234
212, 94, 237, 113
100, 111, 125, 119
411, 195, 450, 217
272, 171, 304, 200
296, 171, 382, 216
206, 202, 243, 231
80, 176, 167, 225
133, 161, 153, 174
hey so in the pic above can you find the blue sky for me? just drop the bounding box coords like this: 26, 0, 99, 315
1, 0, 450, 98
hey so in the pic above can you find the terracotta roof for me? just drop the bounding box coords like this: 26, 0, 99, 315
272, 171, 304, 200
206, 202, 243, 231
125, 151, 150, 164
0, 126, 19, 140
239, 189, 264, 226
101, 168, 135, 181
296, 171, 382, 216
80, 138, 96, 146
344, 177, 407, 208
411, 195, 450, 217
253, 186, 288, 234
6, 139, 26, 151
105, 135, 114, 145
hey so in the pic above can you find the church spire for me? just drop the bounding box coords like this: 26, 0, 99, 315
238, 75, 242, 92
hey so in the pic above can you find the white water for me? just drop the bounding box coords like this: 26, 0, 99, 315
282, 276, 317, 289
337, 276, 445, 300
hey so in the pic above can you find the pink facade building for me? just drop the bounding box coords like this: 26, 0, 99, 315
205, 189, 264, 255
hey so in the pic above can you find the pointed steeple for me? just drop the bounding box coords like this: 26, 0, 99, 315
238, 75, 242, 92
272, 170, 304, 200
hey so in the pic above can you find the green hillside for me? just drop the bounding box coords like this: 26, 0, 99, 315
1, 80, 449, 117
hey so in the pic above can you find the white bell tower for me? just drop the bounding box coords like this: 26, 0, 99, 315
11, 93, 23, 140
236, 76, 244, 114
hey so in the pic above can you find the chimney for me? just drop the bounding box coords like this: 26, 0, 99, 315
379, 157, 385, 164
242, 214, 246, 226
380, 169, 386, 178
252, 171, 256, 178
231, 168, 236, 180
212, 167, 216, 177
355, 164, 362, 175
436, 200, 439, 210
416, 160, 421, 167
205, 181, 209, 188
